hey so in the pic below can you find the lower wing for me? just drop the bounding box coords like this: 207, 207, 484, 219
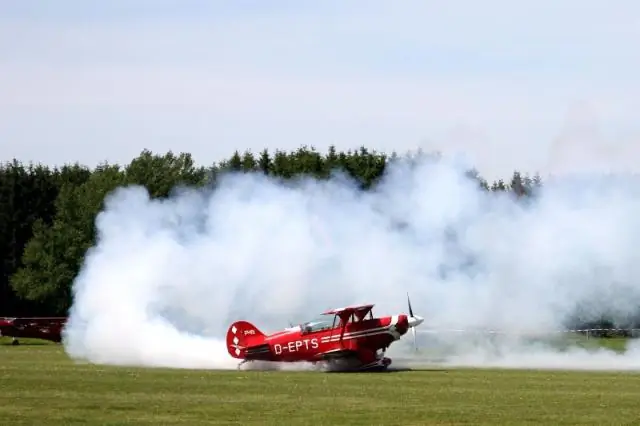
314, 348, 360, 360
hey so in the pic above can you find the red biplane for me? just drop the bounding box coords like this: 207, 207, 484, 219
226, 296, 424, 371
0, 317, 66, 345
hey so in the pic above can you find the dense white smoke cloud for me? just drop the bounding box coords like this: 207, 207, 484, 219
62, 153, 640, 370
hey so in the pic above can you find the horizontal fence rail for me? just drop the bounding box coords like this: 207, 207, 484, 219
416, 328, 640, 338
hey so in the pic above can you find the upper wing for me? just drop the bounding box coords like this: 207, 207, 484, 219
321, 304, 374, 316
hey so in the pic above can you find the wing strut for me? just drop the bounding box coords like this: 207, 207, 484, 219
339, 315, 347, 346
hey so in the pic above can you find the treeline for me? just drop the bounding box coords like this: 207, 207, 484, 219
0, 145, 543, 318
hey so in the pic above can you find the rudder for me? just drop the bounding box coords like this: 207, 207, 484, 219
226, 320, 265, 359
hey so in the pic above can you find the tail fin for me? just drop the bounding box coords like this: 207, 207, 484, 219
226, 320, 265, 359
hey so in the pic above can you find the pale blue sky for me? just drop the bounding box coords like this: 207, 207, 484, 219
1, 1, 638, 179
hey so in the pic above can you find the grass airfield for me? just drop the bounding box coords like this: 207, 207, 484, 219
2, 338, 640, 425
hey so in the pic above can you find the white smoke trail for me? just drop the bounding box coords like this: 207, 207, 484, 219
62, 152, 640, 371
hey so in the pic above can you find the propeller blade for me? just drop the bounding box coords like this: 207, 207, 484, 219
411, 326, 417, 352
406, 292, 422, 352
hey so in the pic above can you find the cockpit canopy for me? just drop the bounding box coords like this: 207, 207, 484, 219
300, 318, 334, 334
299, 305, 375, 335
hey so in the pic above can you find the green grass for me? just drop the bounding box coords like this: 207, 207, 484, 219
2, 339, 640, 425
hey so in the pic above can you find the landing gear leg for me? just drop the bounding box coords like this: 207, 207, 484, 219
237, 360, 249, 370
11, 338, 19, 346
355, 350, 392, 371
377, 348, 391, 369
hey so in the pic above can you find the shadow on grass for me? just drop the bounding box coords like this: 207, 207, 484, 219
328, 366, 449, 374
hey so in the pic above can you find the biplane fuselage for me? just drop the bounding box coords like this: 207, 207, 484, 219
226, 303, 423, 370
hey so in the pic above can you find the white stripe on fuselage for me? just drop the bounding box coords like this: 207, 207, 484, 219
265, 316, 403, 343
324, 316, 401, 339
320, 329, 395, 343
321, 316, 402, 343
266, 325, 386, 340
328, 325, 388, 337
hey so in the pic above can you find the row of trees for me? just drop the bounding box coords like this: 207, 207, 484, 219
2, 146, 542, 318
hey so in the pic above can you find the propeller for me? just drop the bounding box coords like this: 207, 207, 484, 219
406, 293, 424, 351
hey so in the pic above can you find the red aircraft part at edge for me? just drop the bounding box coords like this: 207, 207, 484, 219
0, 317, 66, 343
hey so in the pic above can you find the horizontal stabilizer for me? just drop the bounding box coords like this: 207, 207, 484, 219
245, 343, 272, 359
